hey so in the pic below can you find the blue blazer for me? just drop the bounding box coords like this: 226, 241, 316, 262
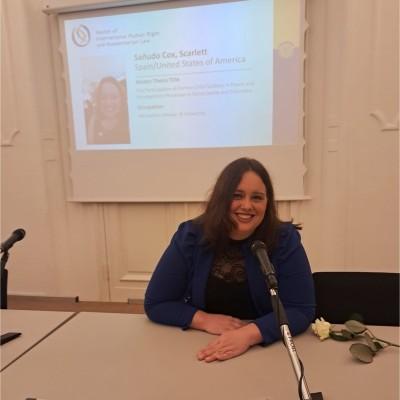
144, 220, 315, 345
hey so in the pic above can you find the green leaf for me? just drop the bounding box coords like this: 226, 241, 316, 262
345, 320, 367, 334
350, 343, 375, 363
373, 340, 386, 350
330, 331, 351, 341
340, 329, 355, 339
348, 313, 364, 323
363, 333, 378, 352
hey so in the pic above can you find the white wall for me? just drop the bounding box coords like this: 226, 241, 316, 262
1, 0, 398, 301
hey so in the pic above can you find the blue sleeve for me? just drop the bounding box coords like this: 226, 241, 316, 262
144, 221, 198, 328
253, 225, 316, 344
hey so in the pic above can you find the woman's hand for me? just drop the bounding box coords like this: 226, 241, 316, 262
197, 323, 262, 362
190, 310, 246, 335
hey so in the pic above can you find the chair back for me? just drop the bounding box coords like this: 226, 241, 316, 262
313, 272, 399, 326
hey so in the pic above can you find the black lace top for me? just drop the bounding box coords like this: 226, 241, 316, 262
205, 240, 258, 320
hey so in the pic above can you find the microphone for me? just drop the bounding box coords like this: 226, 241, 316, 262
251, 240, 278, 289
1, 229, 26, 253
251, 240, 321, 399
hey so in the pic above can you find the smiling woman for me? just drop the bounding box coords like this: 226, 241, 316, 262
144, 157, 316, 363
86, 76, 130, 145
229, 171, 268, 240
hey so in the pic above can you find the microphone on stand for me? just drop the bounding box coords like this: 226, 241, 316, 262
1, 228, 26, 309
251, 239, 323, 400
251, 240, 278, 289
1, 229, 26, 253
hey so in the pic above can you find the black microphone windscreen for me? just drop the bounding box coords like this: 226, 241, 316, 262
251, 240, 267, 255
13, 229, 26, 240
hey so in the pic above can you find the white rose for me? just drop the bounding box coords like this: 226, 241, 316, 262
311, 318, 331, 341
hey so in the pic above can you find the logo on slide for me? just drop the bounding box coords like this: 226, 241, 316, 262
72, 25, 91, 47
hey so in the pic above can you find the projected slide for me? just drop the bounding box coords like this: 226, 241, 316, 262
64, 0, 273, 150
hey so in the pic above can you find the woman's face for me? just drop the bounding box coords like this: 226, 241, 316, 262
99, 81, 122, 118
229, 170, 267, 240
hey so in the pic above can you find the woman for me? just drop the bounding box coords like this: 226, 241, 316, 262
87, 76, 130, 144
145, 158, 315, 362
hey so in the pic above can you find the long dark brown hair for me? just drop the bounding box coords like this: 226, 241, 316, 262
195, 157, 287, 253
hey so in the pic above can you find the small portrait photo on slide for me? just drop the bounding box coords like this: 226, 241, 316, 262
84, 75, 131, 145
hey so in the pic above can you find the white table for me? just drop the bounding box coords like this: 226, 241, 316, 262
1, 312, 399, 400
0, 309, 76, 371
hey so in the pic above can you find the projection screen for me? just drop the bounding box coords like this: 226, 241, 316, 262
50, 0, 306, 201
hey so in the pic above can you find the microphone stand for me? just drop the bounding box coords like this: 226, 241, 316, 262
1, 251, 9, 309
265, 274, 323, 400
